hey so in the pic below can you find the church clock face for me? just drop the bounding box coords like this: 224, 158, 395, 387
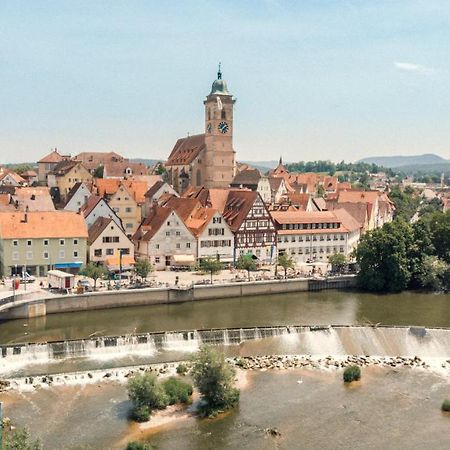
218, 121, 229, 134
207, 123, 212, 133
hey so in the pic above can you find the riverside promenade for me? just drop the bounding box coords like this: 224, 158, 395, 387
0, 275, 356, 320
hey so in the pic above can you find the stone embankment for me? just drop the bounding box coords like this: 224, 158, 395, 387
2, 354, 449, 392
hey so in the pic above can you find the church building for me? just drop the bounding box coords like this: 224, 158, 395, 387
165, 67, 236, 193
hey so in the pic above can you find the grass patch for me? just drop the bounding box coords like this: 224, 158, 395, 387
343, 365, 361, 383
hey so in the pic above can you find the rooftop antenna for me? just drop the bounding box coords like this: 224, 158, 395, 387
217, 62, 222, 79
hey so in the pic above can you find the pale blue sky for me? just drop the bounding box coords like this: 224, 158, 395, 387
1, 0, 450, 163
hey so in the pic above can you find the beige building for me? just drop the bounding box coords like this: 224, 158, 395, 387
47, 161, 93, 202
272, 209, 361, 265
166, 67, 235, 193
37, 149, 70, 184
88, 217, 134, 269
0, 211, 87, 276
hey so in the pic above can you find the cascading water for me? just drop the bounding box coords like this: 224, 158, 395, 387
1, 326, 449, 377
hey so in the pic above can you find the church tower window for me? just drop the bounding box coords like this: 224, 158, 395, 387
221, 110, 226, 119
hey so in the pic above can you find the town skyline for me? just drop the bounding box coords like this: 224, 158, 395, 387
2, 1, 450, 164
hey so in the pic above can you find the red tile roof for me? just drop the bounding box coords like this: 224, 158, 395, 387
166, 134, 205, 166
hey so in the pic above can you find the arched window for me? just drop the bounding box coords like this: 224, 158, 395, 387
221, 110, 226, 119
196, 169, 202, 186
208, 109, 211, 120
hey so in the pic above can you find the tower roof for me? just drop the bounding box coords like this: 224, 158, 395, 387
210, 63, 230, 96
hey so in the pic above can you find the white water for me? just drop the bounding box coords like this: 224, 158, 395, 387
1, 326, 449, 376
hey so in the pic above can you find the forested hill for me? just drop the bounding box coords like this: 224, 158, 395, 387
359, 153, 449, 168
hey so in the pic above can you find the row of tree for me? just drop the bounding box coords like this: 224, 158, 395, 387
355, 210, 450, 292
285, 160, 394, 177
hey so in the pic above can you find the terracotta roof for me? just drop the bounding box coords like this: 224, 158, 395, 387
144, 180, 165, 199
166, 134, 205, 166
49, 160, 82, 176
337, 190, 380, 204
0, 193, 12, 209
95, 179, 148, 203
222, 190, 258, 232
80, 195, 103, 217
87, 216, 122, 245
185, 207, 218, 238
231, 169, 261, 186
326, 201, 368, 229
20, 170, 38, 178
38, 149, 66, 164
74, 151, 124, 171
313, 197, 327, 211
161, 196, 201, 221
268, 177, 284, 192
0, 211, 88, 239
272, 209, 360, 234
104, 161, 149, 178
11, 187, 55, 211
0, 169, 26, 185
133, 206, 173, 242
284, 193, 311, 210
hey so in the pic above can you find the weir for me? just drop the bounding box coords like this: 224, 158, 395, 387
1, 325, 449, 377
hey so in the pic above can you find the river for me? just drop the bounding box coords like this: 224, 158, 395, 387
0, 290, 449, 344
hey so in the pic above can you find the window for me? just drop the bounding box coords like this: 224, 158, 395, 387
166, 231, 170, 236
155, 256, 160, 264
126, 223, 133, 229
13, 240, 18, 247
59, 250, 65, 259
27, 240, 32, 246
106, 249, 114, 255
43, 239, 49, 246
26, 251, 33, 260
12, 252, 19, 260
125, 207, 132, 213
155, 244, 160, 249
73, 251, 78, 258
60, 239, 65, 246
186, 242, 191, 248
73, 239, 78, 245
43, 251, 49, 259
94, 249, 102, 257
176, 231, 180, 236
167, 221, 171, 226
176, 243, 180, 249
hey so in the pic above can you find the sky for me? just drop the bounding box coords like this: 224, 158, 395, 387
1, 0, 450, 164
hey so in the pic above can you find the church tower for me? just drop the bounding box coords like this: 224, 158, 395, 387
203, 65, 236, 188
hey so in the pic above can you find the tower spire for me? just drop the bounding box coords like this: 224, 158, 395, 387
217, 62, 222, 80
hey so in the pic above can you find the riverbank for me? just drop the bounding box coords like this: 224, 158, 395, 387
2, 362, 449, 449
0, 275, 356, 320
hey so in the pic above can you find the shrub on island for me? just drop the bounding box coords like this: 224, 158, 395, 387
162, 377, 193, 405
191, 346, 240, 417
176, 363, 188, 375
127, 372, 193, 422
343, 365, 361, 383
125, 442, 154, 450
442, 399, 450, 412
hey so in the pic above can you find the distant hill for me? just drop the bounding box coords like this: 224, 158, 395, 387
359, 153, 449, 168
130, 158, 161, 166
239, 160, 284, 173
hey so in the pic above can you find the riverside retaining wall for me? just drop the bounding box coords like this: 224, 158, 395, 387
0, 276, 356, 320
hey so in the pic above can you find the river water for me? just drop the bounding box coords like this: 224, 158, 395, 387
0, 290, 449, 344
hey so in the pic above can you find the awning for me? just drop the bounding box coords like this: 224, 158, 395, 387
54, 262, 82, 269
172, 254, 196, 265
106, 255, 136, 271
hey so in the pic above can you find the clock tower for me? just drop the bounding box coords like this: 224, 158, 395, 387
203, 65, 236, 188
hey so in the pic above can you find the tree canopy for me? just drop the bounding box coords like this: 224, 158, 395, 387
199, 257, 223, 283
134, 259, 152, 281
79, 262, 107, 290
277, 253, 295, 279
236, 254, 257, 280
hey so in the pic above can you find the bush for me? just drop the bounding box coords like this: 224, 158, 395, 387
131, 404, 150, 422
191, 346, 240, 417
125, 442, 154, 450
127, 373, 168, 415
3, 428, 42, 450
343, 365, 361, 383
442, 399, 450, 412
176, 363, 188, 375
162, 377, 193, 405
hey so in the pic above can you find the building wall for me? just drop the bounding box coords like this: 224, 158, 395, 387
54, 165, 93, 200
276, 229, 360, 264
135, 210, 196, 270
64, 184, 92, 211
198, 213, 235, 261
0, 237, 87, 276
85, 201, 122, 229
89, 223, 134, 264
108, 185, 141, 236
257, 177, 271, 203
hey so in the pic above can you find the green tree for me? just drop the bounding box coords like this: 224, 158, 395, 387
389, 186, 420, 221
277, 253, 295, 279
408, 220, 435, 288
79, 262, 107, 291
134, 259, 152, 282
93, 165, 104, 178
236, 254, 257, 281
328, 253, 346, 273
426, 211, 450, 263
191, 346, 239, 417
3, 428, 42, 450
355, 219, 414, 292
127, 372, 168, 420
418, 256, 450, 291
199, 257, 223, 283
125, 442, 155, 450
